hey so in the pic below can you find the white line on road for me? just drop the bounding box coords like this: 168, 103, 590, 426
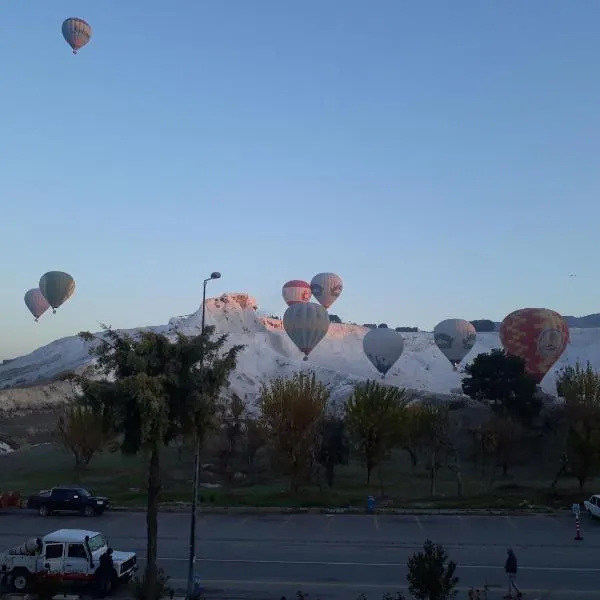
414, 515, 423, 531
142, 556, 600, 572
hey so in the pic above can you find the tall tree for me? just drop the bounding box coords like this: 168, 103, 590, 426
258, 371, 329, 492
55, 401, 113, 470
77, 326, 242, 597
315, 416, 350, 487
556, 362, 600, 488
462, 349, 540, 426
345, 380, 407, 488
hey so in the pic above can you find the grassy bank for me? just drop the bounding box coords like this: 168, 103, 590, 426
0, 443, 592, 511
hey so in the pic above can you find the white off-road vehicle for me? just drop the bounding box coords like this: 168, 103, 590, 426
0, 528, 137, 593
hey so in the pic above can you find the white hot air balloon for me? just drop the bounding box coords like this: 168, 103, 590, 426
362, 327, 405, 378
282, 280, 312, 306
283, 302, 330, 361
433, 318, 477, 369
310, 272, 343, 309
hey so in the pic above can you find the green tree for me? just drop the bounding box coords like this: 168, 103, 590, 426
55, 401, 113, 470
557, 362, 600, 488
77, 326, 242, 597
462, 349, 540, 426
258, 371, 329, 492
406, 539, 459, 600
316, 416, 350, 487
345, 380, 407, 488
215, 393, 246, 483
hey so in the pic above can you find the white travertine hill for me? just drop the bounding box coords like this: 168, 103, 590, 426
1, 292, 599, 410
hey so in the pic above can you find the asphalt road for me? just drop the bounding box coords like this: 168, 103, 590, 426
1, 511, 599, 599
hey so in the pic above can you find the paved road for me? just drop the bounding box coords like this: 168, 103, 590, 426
1, 512, 599, 599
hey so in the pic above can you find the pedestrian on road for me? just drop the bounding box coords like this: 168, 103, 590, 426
95, 547, 114, 598
505, 548, 522, 598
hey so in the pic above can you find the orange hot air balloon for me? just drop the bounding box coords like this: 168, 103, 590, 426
499, 308, 570, 384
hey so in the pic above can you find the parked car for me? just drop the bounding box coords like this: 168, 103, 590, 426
26, 487, 110, 517
0, 528, 137, 593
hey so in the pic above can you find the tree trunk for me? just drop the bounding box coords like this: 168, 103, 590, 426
429, 453, 436, 496
403, 446, 418, 470
325, 461, 335, 487
145, 446, 161, 598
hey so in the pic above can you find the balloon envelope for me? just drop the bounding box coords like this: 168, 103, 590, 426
39, 271, 76, 311
24, 288, 50, 321
283, 302, 330, 360
433, 319, 477, 367
362, 327, 404, 376
62, 17, 92, 53
500, 308, 570, 384
282, 280, 312, 306
310, 272, 343, 309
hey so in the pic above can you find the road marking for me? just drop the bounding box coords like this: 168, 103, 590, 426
278, 515, 292, 528
142, 556, 600, 572
504, 515, 519, 531
414, 515, 423, 532
457, 515, 470, 529
373, 515, 379, 530
241, 517, 248, 525
160, 578, 600, 595
325, 515, 333, 529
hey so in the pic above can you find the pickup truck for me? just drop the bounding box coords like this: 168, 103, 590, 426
0, 528, 137, 594
26, 486, 110, 517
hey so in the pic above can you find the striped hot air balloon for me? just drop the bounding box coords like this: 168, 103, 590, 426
62, 18, 92, 54
283, 302, 330, 361
310, 272, 343, 309
282, 280, 312, 306
362, 327, 404, 378
24, 288, 51, 322
500, 308, 570, 384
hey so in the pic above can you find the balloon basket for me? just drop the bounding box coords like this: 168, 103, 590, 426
52, 309, 57, 315
303, 356, 308, 362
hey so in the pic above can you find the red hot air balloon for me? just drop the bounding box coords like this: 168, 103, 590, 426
499, 308, 570, 384
282, 280, 312, 306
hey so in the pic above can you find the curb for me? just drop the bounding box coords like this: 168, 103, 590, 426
109, 504, 565, 516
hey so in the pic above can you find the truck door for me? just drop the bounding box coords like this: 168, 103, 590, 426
43, 543, 65, 577
64, 543, 91, 582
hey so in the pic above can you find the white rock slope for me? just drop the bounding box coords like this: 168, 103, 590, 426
1, 293, 599, 409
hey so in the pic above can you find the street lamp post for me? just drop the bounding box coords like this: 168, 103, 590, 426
186, 271, 221, 599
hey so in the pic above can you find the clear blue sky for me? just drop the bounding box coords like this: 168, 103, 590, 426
2, 0, 599, 359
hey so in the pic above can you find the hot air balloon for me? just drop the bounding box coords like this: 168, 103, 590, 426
283, 302, 330, 361
362, 328, 404, 378
433, 319, 477, 369
282, 280, 312, 306
24, 288, 51, 322
62, 18, 92, 54
500, 308, 570, 384
310, 272, 343, 309
39, 271, 76, 313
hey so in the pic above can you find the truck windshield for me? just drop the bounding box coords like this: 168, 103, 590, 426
87, 534, 108, 552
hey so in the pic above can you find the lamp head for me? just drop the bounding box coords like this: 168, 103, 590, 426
210, 272, 221, 280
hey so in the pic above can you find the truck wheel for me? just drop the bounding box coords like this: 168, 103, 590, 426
84, 505, 96, 517
38, 505, 49, 517
10, 568, 31, 592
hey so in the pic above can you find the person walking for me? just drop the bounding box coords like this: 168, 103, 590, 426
505, 548, 522, 598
